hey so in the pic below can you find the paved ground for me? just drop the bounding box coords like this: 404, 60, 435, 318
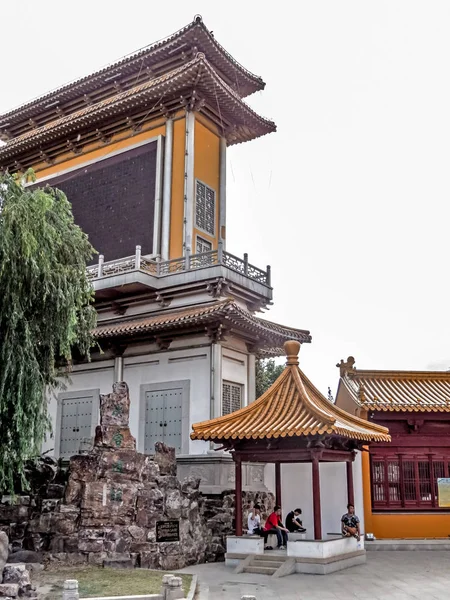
179, 551, 450, 600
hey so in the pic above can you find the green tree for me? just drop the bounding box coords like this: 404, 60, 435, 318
255, 358, 284, 399
0, 172, 96, 492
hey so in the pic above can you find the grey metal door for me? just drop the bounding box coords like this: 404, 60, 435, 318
144, 387, 182, 453
60, 395, 93, 458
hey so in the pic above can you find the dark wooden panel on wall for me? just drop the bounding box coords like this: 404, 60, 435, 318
40, 141, 158, 263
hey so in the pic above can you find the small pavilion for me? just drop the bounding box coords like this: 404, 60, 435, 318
191, 341, 391, 541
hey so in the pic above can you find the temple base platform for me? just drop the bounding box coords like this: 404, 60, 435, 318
225, 535, 366, 576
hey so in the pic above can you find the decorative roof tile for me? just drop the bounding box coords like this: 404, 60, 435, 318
191, 342, 390, 443
337, 357, 450, 412
0, 17, 263, 132
93, 300, 311, 346
0, 55, 275, 166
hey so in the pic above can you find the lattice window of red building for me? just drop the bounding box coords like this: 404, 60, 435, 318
370, 454, 450, 511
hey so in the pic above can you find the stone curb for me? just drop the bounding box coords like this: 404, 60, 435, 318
184, 574, 197, 600
80, 596, 162, 600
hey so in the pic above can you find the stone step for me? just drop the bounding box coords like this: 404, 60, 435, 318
251, 560, 284, 569
243, 565, 277, 576
253, 553, 286, 562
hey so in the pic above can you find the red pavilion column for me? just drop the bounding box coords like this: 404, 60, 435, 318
346, 460, 355, 507
235, 457, 243, 536
312, 456, 322, 540
275, 462, 282, 506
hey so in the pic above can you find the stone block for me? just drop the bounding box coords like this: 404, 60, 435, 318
99, 382, 130, 428
103, 557, 134, 569
64, 480, 82, 505
154, 443, 176, 476
0, 531, 9, 573
87, 551, 108, 565
78, 538, 103, 553
159, 555, 185, 572
45, 484, 65, 499
226, 536, 264, 555
94, 426, 136, 450
0, 582, 19, 597
53, 512, 79, 536
128, 525, 145, 540
159, 542, 181, 556
165, 490, 182, 519
139, 550, 160, 569
3, 563, 31, 589
68, 455, 99, 482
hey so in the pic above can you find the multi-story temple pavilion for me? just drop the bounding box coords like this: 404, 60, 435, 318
0, 17, 309, 489
336, 357, 450, 539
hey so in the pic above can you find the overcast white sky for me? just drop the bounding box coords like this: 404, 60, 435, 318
2, 1, 450, 395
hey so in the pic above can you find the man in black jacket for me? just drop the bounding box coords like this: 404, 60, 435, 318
285, 508, 306, 533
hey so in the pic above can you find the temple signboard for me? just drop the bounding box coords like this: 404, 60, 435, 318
156, 520, 180, 542
437, 478, 450, 507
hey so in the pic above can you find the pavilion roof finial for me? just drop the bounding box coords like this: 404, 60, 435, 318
284, 340, 300, 366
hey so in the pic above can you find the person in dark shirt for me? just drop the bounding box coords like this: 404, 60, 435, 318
341, 503, 360, 540
285, 508, 306, 533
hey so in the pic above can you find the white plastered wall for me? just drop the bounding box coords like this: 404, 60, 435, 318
263, 453, 365, 538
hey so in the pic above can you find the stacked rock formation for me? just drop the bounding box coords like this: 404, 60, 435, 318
0, 533, 38, 599
46, 382, 207, 569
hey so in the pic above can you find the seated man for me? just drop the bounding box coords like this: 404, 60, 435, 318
285, 508, 306, 533
263, 505, 289, 550
247, 504, 263, 536
341, 503, 360, 541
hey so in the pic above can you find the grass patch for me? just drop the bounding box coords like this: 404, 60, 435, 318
35, 565, 192, 599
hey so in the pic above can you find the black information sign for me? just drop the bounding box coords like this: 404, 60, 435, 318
156, 520, 180, 543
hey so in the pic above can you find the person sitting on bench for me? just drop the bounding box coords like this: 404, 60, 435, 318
285, 508, 306, 533
263, 505, 289, 550
247, 504, 263, 536
341, 503, 360, 541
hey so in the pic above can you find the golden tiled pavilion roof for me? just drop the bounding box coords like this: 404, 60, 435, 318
191, 342, 390, 443
93, 299, 311, 349
337, 357, 450, 412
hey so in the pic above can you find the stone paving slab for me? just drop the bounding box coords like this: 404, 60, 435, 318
178, 551, 450, 600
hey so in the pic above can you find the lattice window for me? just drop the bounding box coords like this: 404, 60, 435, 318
195, 180, 216, 235
222, 382, 242, 416
387, 460, 401, 503
371, 454, 450, 511
196, 236, 212, 255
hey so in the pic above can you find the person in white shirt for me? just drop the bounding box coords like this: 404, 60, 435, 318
247, 504, 263, 536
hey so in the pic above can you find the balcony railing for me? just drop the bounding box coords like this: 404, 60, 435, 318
87, 244, 271, 286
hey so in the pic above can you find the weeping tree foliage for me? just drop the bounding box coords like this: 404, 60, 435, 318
0, 171, 97, 492
255, 358, 284, 399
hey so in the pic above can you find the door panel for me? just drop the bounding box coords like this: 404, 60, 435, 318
144, 391, 165, 454
144, 387, 183, 454
60, 396, 93, 459
164, 390, 183, 453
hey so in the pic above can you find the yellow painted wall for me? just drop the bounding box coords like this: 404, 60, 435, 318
370, 513, 450, 539
362, 449, 450, 538
193, 117, 220, 252
169, 117, 186, 259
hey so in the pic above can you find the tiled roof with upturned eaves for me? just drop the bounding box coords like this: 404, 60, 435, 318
191, 342, 390, 443
0, 55, 275, 168
0, 16, 264, 134
93, 299, 311, 347
337, 357, 450, 412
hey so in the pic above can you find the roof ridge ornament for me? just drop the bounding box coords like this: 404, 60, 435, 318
284, 340, 300, 366
337, 356, 356, 377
